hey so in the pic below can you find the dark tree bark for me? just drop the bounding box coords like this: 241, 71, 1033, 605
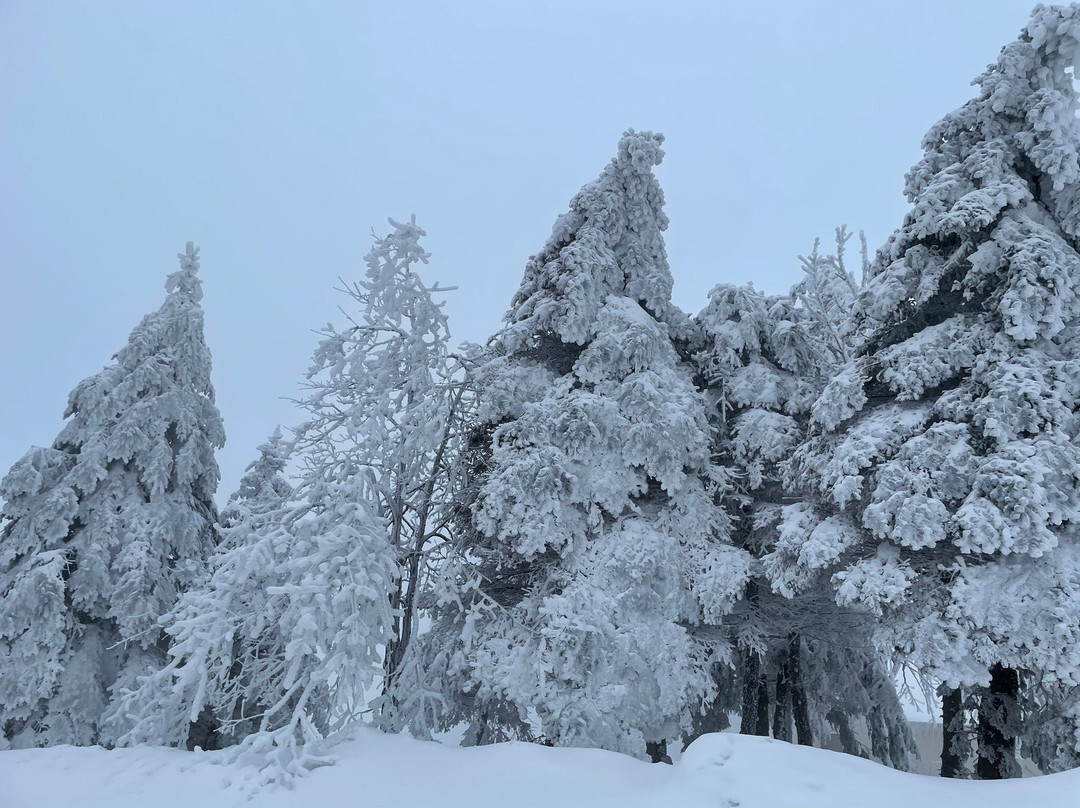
686, 665, 732, 746
646, 739, 673, 764
740, 645, 771, 736
827, 710, 864, 757
382, 543, 422, 705
185, 706, 224, 751
739, 579, 771, 737
787, 634, 812, 746
977, 664, 1020, 779
772, 647, 793, 742
941, 684, 965, 778
756, 672, 772, 736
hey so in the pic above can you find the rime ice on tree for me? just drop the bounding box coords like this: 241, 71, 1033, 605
436, 131, 753, 758
780, 5, 1080, 778
695, 244, 914, 768
106, 429, 294, 753
112, 429, 396, 779
111, 218, 456, 778
0, 243, 224, 748
297, 216, 465, 737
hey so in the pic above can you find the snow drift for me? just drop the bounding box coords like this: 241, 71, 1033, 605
3, 729, 1078, 808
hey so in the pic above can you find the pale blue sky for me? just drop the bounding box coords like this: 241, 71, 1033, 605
0, 1, 1041, 496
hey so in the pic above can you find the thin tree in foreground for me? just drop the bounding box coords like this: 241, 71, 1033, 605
296, 216, 467, 733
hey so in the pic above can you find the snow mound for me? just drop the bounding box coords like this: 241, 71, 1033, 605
3, 729, 1079, 808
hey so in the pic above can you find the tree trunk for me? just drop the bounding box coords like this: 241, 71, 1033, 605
381, 490, 408, 707
739, 645, 759, 734
977, 664, 1020, 779
827, 710, 863, 757
788, 634, 812, 746
740, 645, 771, 736
382, 386, 461, 723
756, 672, 771, 736
646, 739, 673, 764
185, 706, 223, 751
772, 646, 793, 742
739, 580, 771, 737
941, 684, 965, 778
383, 543, 424, 701
687, 666, 732, 745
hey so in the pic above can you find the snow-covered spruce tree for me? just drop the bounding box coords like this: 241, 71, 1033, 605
778, 5, 1080, 779
0, 243, 224, 748
296, 215, 466, 734
218, 427, 294, 529
111, 423, 397, 779
694, 233, 914, 769
112, 218, 457, 774
107, 428, 294, 752
432, 131, 753, 760
695, 282, 819, 743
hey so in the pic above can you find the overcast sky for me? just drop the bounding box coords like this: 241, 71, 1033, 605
1, 0, 1043, 497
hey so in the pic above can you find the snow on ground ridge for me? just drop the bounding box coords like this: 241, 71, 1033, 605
3, 728, 1079, 808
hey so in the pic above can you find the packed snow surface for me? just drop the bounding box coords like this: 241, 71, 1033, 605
3, 729, 1079, 808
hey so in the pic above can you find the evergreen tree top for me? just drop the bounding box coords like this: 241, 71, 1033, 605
502, 130, 679, 353
165, 242, 204, 302
0, 243, 224, 747
49, 243, 223, 500
224, 427, 293, 516
859, 4, 1080, 350
2, 243, 223, 514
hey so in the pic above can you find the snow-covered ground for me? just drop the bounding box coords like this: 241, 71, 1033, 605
3, 729, 1078, 808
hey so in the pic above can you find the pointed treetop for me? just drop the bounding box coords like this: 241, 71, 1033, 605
165, 242, 203, 302
265, 424, 285, 447
244, 426, 291, 484
221, 426, 293, 524
501, 129, 675, 352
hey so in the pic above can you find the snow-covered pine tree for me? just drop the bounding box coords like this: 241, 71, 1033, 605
778, 4, 1080, 778
695, 282, 820, 742
296, 216, 467, 734
0, 243, 225, 748
111, 422, 397, 779
112, 218, 456, 775
219, 427, 294, 529
432, 131, 754, 759
695, 232, 914, 769
107, 428, 294, 752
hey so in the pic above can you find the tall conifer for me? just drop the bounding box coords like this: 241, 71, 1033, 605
779, 5, 1080, 777
434, 131, 753, 758
0, 243, 224, 747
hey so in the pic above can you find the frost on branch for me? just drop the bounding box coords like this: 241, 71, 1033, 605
111, 434, 396, 782
433, 131, 752, 758
0, 243, 224, 748
780, 6, 1080, 774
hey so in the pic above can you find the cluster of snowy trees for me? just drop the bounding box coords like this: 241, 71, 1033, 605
2, 3, 1078, 783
